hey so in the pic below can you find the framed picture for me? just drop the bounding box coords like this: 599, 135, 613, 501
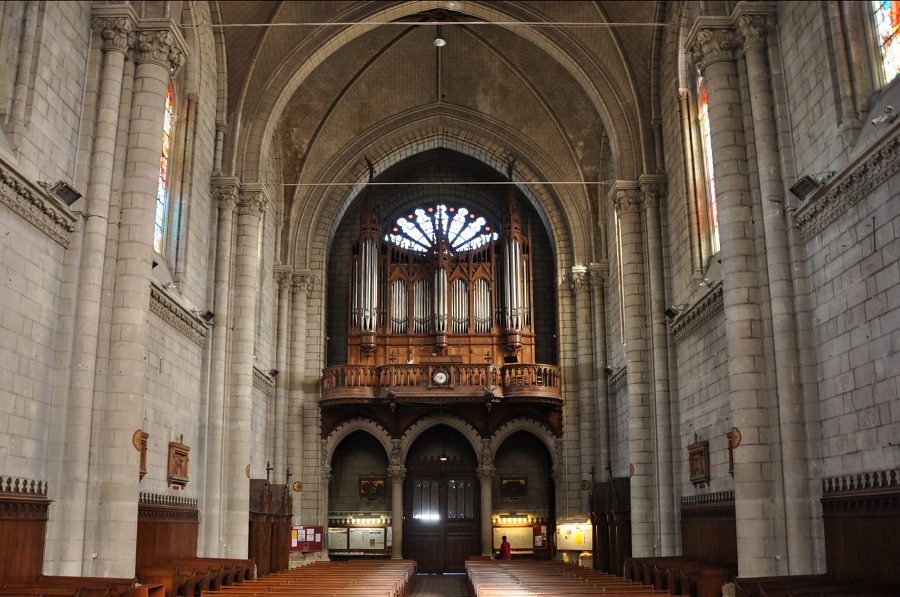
500, 476, 527, 499
167, 435, 190, 487
359, 475, 385, 498
688, 434, 709, 488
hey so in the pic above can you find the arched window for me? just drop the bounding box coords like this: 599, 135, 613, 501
872, 0, 900, 83
154, 83, 175, 255
696, 76, 720, 254
613, 209, 625, 346
385, 204, 497, 253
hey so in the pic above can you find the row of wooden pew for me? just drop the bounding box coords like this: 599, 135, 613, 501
624, 556, 736, 597
0, 576, 163, 597
734, 575, 900, 597
137, 558, 253, 597
200, 560, 416, 597
466, 560, 667, 597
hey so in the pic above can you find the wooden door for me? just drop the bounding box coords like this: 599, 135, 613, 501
403, 472, 479, 573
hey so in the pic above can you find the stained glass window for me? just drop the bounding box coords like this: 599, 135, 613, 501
154, 84, 175, 254
874, 1, 900, 82
385, 204, 497, 253
697, 77, 720, 254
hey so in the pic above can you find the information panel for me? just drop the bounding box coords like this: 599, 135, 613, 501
326, 527, 348, 550
556, 522, 592, 551
492, 526, 533, 551
348, 527, 385, 550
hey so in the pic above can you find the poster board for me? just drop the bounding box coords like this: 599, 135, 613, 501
291, 525, 323, 552
556, 523, 592, 550
326, 527, 348, 550
493, 526, 533, 551
348, 527, 385, 550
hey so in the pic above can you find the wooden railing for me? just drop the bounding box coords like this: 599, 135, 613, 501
322, 363, 561, 401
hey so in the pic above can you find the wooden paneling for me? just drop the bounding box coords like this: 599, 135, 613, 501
821, 470, 900, 586
0, 477, 50, 583
680, 491, 737, 565
590, 477, 630, 574
248, 480, 292, 576
136, 493, 199, 567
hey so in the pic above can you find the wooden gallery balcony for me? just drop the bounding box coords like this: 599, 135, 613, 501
321, 363, 562, 407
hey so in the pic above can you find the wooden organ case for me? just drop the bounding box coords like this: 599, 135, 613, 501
323, 162, 562, 438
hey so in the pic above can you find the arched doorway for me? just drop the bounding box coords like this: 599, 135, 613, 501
403, 424, 479, 572
493, 430, 554, 559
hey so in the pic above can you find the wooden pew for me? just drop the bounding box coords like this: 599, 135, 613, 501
0, 577, 164, 597
466, 560, 666, 597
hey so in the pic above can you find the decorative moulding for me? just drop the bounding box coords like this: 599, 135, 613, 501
609, 365, 627, 390
149, 281, 209, 346
796, 126, 900, 240
253, 366, 275, 396
0, 475, 50, 521
670, 283, 724, 344
0, 155, 76, 248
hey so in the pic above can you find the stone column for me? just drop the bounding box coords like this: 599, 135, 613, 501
203, 176, 239, 557
8, 0, 38, 134
273, 266, 293, 484
93, 25, 185, 577
58, 12, 132, 576
288, 272, 313, 524
478, 466, 495, 557
640, 175, 676, 556
388, 466, 406, 559
225, 184, 267, 557
688, 18, 776, 576
320, 463, 332, 534
735, 6, 813, 573
588, 263, 610, 482
569, 267, 595, 513
612, 182, 653, 556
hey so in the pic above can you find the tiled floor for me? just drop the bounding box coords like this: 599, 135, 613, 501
408, 573, 468, 597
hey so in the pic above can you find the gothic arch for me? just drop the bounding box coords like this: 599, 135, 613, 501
228, 1, 645, 189
323, 418, 392, 467
489, 418, 559, 470
399, 414, 483, 467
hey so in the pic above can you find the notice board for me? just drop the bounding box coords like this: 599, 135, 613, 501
492, 526, 533, 550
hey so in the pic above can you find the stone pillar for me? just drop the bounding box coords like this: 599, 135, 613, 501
688, 18, 776, 576
388, 466, 406, 559
735, 6, 813, 573
93, 25, 185, 577
478, 466, 495, 557
288, 272, 313, 524
588, 263, 610, 482
57, 12, 132, 576
8, 0, 38, 134
273, 266, 293, 484
569, 267, 595, 513
640, 176, 676, 556
320, 463, 332, 533
203, 176, 239, 557
225, 184, 267, 557
612, 182, 653, 556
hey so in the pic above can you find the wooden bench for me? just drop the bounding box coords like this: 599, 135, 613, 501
735, 575, 900, 597
466, 560, 667, 597
0, 576, 164, 597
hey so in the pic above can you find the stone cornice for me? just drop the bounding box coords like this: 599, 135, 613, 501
0, 155, 77, 248
796, 126, 900, 240
149, 281, 209, 346
253, 365, 275, 396
609, 365, 627, 390
687, 17, 737, 72
670, 283, 725, 343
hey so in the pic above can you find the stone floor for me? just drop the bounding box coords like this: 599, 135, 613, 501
408, 573, 468, 597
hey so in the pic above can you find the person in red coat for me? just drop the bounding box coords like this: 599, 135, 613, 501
499, 535, 512, 560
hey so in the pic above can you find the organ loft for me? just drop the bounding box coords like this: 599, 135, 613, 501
0, 1, 898, 596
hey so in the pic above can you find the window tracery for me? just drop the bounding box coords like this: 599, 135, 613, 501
873, 0, 900, 82
696, 77, 720, 255
154, 83, 175, 255
385, 204, 497, 254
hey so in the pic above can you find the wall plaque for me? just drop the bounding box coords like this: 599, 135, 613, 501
167, 435, 190, 487
688, 434, 710, 488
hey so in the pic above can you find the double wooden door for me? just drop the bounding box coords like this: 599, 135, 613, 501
403, 471, 479, 573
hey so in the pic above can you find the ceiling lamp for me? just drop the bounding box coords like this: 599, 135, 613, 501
434, 35, 446, 48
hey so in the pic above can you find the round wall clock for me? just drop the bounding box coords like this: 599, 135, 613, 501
433, 370, 449, 385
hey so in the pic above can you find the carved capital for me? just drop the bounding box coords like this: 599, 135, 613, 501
238, 185, 267, 217
639, 175, 666, 210
93, 16, 133, 54
132, 28, 186, 73
274, 266, 293, 291
736, 14, 769, 54
688, 23, 737, 73
292, 271, 317, 294
211, 176, 239, 211
477, 466, 495, 483
567, 267, 590, 291
387, 466, 406, 482
588, 262, 609, 287
480, 439, 493, 468
612, 188, 642, 214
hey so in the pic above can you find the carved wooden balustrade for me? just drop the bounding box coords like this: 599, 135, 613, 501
322, 363, 561, 404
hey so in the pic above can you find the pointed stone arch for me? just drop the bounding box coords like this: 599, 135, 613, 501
489, 418, 560, 470
323, 417, 393, 467
399, 414, 483, 467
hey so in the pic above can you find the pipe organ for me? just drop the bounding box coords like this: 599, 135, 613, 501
347, 176, 536, 367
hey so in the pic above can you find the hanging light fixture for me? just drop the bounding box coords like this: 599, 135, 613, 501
434, 23, 446, 47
